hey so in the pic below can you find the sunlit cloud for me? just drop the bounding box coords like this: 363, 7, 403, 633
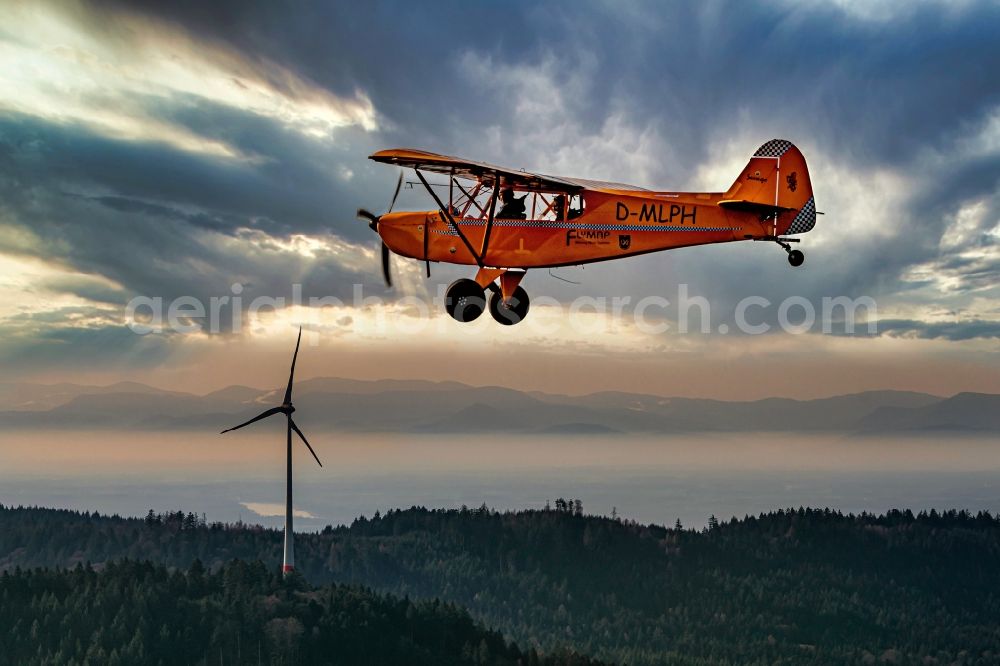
0, 0, 377, 159
0, 252, 123, 321
225, 229, 376, 268
242, 300, 686, 355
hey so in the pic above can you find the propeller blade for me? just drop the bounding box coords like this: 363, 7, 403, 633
357, 208, 378, 232
289, 418, 322, 467
283, 327, 302, 404
387, 171, 403, 213
220, 406, 283, 434
381, 242, 392, 288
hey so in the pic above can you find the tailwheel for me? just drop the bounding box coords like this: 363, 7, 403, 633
445, 278, 487, 322
489, 286, 530, 326
768, 237, 804, 268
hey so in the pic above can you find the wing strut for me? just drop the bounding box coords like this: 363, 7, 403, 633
415, 169, 484, 268
479, 174, 500, 262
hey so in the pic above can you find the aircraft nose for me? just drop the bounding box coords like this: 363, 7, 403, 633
376, 212, 426, 260
373, 211, 409, 237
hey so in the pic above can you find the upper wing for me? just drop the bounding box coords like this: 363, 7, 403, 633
369, 148, 649, 194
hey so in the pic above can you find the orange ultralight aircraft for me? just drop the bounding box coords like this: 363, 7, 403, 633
357, 139, 817, 326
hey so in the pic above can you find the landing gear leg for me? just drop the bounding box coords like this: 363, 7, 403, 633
774, 238, 804, 267
488, 269, 530, 325
753, 236, 804, 267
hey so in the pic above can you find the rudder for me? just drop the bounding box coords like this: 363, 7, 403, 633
724, 139, 816, 236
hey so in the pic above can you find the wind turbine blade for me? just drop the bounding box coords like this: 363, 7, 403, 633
220, 406, 283, 434
387, 171, 403, 213
289, 418, 322, 467
283, 327, 302, 404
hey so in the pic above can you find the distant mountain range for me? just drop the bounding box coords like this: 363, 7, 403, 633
0, 378, 997, 435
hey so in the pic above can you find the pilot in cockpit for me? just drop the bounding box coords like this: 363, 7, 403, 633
497, 187, 527, 219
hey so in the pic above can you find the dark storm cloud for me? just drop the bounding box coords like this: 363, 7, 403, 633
0, 113, 383, 317
0, 320, 177, 372
95, 0, 1000, 309
89, 0, 542, 140
36, 277, 129, 305
96, 0, 1000, 164
0, 106, 379, 241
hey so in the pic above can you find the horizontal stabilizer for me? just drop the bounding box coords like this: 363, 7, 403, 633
718, 200, 796, 215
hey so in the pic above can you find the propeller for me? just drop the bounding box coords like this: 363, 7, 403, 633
357, 171, 407, 288
387, 171, 403, 213
220, 327, 322, 467
357, 207, 378, 232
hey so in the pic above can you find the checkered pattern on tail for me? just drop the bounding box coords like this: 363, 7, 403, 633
785, 196, 816, 234
753, 140, 793, 158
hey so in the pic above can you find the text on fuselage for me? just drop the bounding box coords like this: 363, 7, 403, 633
615, 202, 697, 224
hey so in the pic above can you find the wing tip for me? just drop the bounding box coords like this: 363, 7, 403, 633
369, 148, 439, 162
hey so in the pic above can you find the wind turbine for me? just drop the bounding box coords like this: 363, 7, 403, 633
220, 327, 321, 577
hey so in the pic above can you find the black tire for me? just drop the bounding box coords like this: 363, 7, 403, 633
788, 249, 804, 267
489, 286, 530, 326
445, 279, 486, 322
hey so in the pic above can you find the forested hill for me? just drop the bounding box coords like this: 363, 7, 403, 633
3, 505, 1000, 665
0, 559, 603, 666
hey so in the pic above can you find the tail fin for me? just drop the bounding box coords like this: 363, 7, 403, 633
723, 140, 816, 235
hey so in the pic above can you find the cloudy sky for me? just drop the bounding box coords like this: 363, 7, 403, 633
1, 0, 998, 399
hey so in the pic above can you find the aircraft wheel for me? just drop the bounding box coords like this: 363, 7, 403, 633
787, 249, 804, 267
445, 279, 486, 322
489, 287, 530, 326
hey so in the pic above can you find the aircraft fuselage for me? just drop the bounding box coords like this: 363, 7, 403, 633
378, 190, 775, 269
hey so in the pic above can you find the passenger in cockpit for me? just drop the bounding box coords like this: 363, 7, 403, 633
552, 195, 566, 221
568, 194, 583, 219
553, 194, 582, 221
